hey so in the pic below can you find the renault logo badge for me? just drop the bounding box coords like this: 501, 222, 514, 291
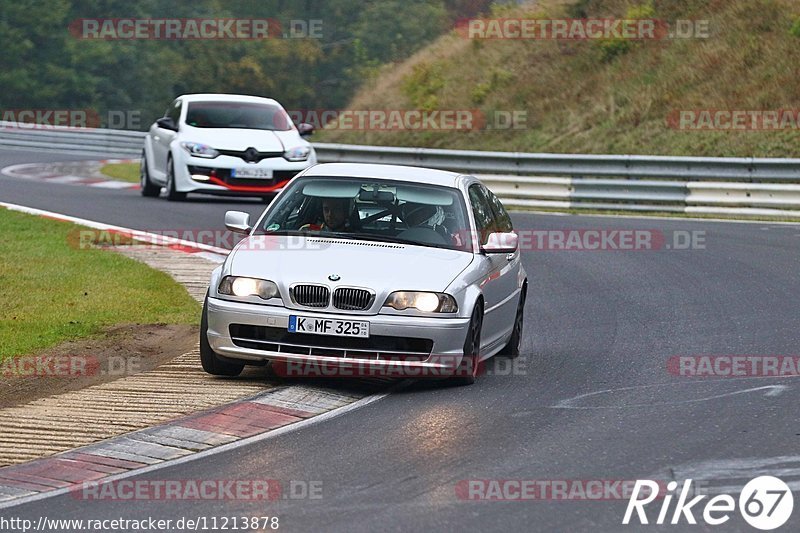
244, 147, 259, 163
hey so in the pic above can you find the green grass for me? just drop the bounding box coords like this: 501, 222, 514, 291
0, 208, 200, 360
100, 162, 139, 183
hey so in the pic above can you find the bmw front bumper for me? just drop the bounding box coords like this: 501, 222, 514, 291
206, 296, 472, 373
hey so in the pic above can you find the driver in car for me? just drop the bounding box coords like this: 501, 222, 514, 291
301, 197, 351, 232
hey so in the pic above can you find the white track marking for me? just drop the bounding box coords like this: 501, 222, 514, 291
551, 379, 791, 409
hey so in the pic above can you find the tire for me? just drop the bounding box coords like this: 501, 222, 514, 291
200, 296, 244, 377
499, 289, 526, 358
448, 302, 483, 386
140, 152, 160, 197
165, 157, 187, 201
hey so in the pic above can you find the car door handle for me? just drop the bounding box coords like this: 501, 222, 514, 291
153, 136, 160, 141
506, 253, 515, 261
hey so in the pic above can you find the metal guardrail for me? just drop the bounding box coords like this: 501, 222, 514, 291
2, 122, 800, 217
0, 122, 145, 158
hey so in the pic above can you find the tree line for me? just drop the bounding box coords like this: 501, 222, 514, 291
0, 0, 495, 129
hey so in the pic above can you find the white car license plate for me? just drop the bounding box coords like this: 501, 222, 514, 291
288, 316, 369, 338
232, 167, 273, 179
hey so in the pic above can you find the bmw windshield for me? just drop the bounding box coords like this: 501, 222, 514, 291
256, 177, 473, 252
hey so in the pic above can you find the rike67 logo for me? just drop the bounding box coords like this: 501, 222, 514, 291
623, 476, 793, 530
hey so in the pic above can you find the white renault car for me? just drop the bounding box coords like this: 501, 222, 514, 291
201, 163, 527, 385
141, 94, 316, 201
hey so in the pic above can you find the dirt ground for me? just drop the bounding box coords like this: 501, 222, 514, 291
0, 323, 199, 407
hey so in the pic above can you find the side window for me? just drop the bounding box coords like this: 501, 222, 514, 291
468, 184, 495, 245
487, 189, 513, 233
167, 101, 182, 124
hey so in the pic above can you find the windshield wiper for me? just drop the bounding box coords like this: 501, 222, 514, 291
329, 232, 443, 248
257, 229, 306, 236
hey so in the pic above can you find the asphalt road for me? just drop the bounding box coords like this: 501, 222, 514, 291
2, 148, 800, 532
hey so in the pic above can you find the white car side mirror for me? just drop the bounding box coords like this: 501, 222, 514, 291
481, 232, 518, 254
225, 211, 252, 234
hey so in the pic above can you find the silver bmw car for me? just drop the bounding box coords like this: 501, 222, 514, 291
201, 163, 527, 385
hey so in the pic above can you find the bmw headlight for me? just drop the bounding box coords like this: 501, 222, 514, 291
218, 276, 280, 300
283, 145, 311, 162
180, 141, 219, 158
383, 291, 458, 313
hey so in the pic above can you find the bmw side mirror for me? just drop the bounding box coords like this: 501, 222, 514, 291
297, 122, 314, 137
481, 232, 518, 254
156, 117, 178, 131
225, 211, 252, 234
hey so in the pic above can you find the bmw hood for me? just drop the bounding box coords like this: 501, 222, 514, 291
181, 126, 305, 152
228, 236, 473, 293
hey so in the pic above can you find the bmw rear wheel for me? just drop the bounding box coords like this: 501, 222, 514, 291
499, 289, 526, 358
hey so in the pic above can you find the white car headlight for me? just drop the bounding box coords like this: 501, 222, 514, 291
218, 276, 280, 300
180, 141, 219, 158
383, 291, 458, 313
283, 145, 311, 161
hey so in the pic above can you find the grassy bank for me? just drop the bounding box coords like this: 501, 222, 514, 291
316, 0, 800, 157
0, 208, 200, 360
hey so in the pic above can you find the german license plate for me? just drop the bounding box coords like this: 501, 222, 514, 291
231, 167, 273, 178
288, 316, 369, 338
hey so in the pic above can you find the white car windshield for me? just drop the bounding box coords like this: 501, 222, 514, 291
258, 177, 473, 252
185, 101, 293, 131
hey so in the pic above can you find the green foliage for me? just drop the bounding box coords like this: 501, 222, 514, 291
401, 63, 445, 111
470, 68, 512, 104
595, 2, 656, 62
627, 2, 657, 19
352, 0, 447, 65
0, 0, 465, 129
471, 82, 491, 105
790, 16, 800, 37
596, 39, 633, 62
566, 0, 593, 18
